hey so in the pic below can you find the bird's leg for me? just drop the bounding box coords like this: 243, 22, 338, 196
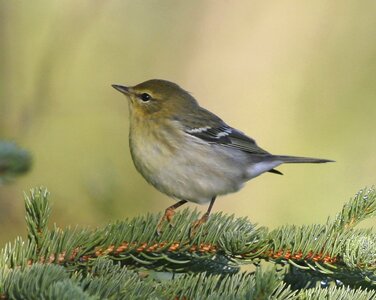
190, 196, 216, 238
156, 199, 188, 235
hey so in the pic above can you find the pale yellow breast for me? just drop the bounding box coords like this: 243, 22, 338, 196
129, 117, 182, 187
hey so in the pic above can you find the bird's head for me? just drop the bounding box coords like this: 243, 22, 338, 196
112, 79, 198, 118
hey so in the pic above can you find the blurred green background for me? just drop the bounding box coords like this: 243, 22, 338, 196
0, 1, 375, 245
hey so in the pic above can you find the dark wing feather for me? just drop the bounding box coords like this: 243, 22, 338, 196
182, 108, 269, 155
181, 108, 283, 175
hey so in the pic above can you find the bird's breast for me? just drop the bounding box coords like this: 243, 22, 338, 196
129, 119, 182, 184
128, 119, 249, 203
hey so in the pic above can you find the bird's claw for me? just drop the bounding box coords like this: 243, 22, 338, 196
189, 213, 209, 239
156, 207, 176, 236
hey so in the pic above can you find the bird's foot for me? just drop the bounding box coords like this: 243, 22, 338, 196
156, 207, 176, 236
189, 213, 209, 239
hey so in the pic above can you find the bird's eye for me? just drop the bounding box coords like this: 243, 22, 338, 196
139, 93, 151, 102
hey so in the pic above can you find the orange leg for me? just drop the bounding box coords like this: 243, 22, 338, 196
156, 200, 188, 235
190, 196, 216, 238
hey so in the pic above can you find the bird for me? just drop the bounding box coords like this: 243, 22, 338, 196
112, 79, 333, 234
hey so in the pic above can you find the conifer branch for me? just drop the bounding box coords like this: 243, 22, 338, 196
0, 186, 375, 299
332, 187, 376, 229
1, 260, 375, 299
24, 188, 51, 250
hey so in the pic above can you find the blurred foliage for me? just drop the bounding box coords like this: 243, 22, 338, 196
0, 1, 375, 245
0, 141, 31, 185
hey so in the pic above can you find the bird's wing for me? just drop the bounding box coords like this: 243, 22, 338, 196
181, 108, 270, 155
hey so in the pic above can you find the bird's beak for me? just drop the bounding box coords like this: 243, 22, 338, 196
112, 84, 130, 95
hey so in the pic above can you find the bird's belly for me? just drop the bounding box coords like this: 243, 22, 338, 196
131, 140, 249, 204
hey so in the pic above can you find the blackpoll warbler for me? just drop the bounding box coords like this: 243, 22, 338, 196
112, 79, 333, 234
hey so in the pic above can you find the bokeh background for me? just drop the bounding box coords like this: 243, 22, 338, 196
1, 1, 375, 245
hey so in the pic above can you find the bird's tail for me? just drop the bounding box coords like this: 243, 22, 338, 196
273, 155, 334, 164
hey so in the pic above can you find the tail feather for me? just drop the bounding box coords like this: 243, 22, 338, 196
273, 155, 334, 164
268, 168, 283, 175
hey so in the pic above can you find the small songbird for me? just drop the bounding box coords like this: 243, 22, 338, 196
112, 79, 333, 234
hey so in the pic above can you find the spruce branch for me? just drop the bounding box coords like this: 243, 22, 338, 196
24, 187, 51, 249
332, 187, 376, 230
160, 267, 297, 300
1, 262, 161, 300
1, 186, 376, 299
17, 188, 376, 279
298, 285, 376, 300
1, 261, 375, 299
